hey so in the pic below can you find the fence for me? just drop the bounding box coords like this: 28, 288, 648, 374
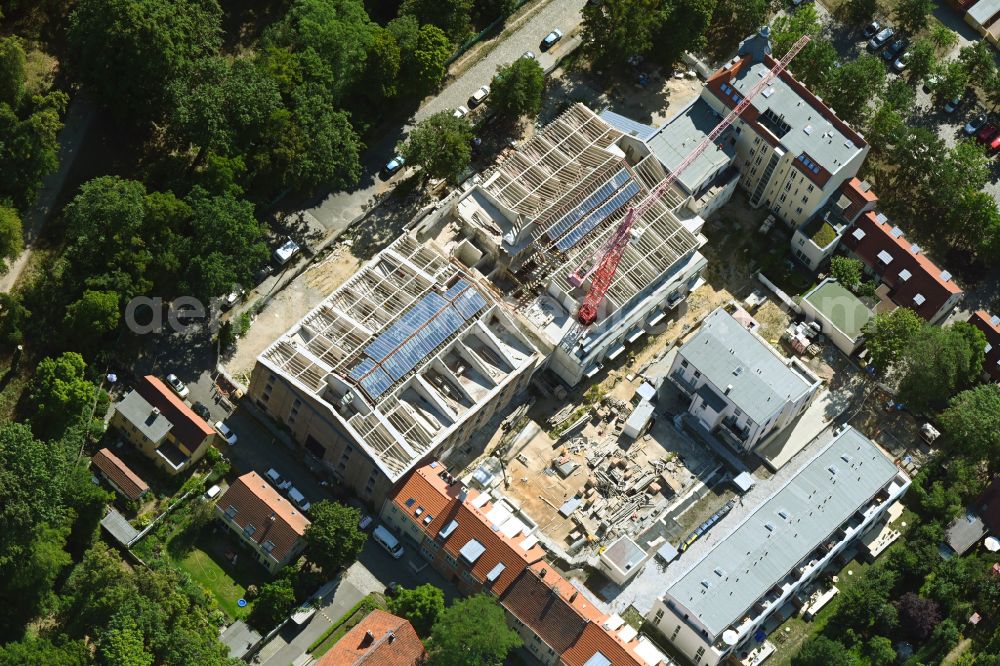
444, 0, 535, 67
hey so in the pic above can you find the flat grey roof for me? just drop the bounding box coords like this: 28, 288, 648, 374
968, 0, 1000, 25
647, 98, 735, 193
598, 108, 658, 142
728, 62, 864, 174
605, 535, 646, 571
678, 308, 815, 424
116, 390, 172, 443
665, 427, 900, 638
803, 279, 873, 340
945, 512, 986, 555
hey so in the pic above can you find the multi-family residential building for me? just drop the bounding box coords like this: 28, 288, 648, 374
110, 375, 215, 475
841, 210, 963, 323
315, 609, 426, 666
647, 427, 910, 666
380, 463, 671, 666
667, 306, 822, 452
248, 235, 540, 506
969, 310, 1000, 382
215, 471, 310, 573
789, 177, 879, 271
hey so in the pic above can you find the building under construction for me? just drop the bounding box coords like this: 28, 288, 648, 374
452, 103, 709, 385
248, 235, 541, 504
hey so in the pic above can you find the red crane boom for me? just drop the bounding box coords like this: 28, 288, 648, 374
573, 35, 811, 326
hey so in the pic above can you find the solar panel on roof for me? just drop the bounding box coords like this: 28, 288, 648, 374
555, 180, 641, 252
545, 169, 630, 242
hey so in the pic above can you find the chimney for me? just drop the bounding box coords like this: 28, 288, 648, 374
360, 631, 375, 648
539, 568, 547, 579
387, 630, 396, 644
725, 384, 733, 395
146, 407, 161, 425
458, 487, 468, 503
569, 591, 578, 603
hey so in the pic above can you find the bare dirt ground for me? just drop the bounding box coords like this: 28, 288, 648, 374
225, 245, 361, 381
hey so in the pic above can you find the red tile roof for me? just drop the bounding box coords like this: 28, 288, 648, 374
91, 448, 149, 500
316, 609, 425, 666
391, 465, 546, 595
969, 311, 1000, 381
842, 211, 962, 320
500, 566, 590, 653
562, 622, 648, 666
218, 472, 310, 563
840, 178, 878, 223
136, 376, 214, 453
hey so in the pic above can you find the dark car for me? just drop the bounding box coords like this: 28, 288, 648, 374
976, 122, 998, 144
867, 27, 895, 51
380, 155, 405, 179
863, 20, 881, 38
965, 113, 988, 135
882, 37, 908, 61
540, 28, 563, 51
192, 401, 211, 421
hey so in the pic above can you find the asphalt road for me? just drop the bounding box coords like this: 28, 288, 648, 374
297, 0, 588, 239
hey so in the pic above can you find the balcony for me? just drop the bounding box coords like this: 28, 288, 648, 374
718, 416, 750, 445
671, 370, 699, 395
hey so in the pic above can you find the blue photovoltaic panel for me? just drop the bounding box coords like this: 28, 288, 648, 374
545, 170, 631, 242
555, 180, 641, 252
350, 280, 489, 398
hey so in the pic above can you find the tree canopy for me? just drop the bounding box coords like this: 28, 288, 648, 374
427, 595, 521, 666
388, 583, 445, 635
939, 384, 1000, 469
399, 111, 474, 182
491, 58, 545, 122
0, 205, 23, 270
28, 352, 100, 440
897, 322, 986, 414
861, 308, 923, 373
303, 501, 367, 573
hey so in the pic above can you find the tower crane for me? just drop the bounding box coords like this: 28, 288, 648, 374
571, 35, 811, 326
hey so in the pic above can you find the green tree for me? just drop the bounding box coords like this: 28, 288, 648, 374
772, 4, 822, 58
939, 384, 1000, 468
946, 188, 1000, 258
400, 0, 473, 44
97, 623, 153, 666
0, 637, 89, 666
0, 88, 66, 210
793, 40, 838, 92
829, 565, 899, 637
491, 58, 545, 122
64, 290, 121, 346
894, 0, 935, 35
865, 103, 907, 153
865, 636, 896, 666
0, 292, 29, 347
959, 40, 996, 81
897, 322, 986, 413
68, 0, 223, 123
389, 17, 451, 100
792, 637, 858, 666
249, 575, 296, 629
0, 36, 26, 106
304, 501, 366, 573
399, 111, 474, 182
846, 0, 877, 25
473, 0, 518, 27
427, 595, 521, 666
0, 205, 23, 270
935, 59, 969, 103
824, 55, 886, 125
388, 583, 445, 636
653, 0, 717, 65
929, 24, 958, 52
830, 256, 863, 290
906, 39, 937, 85
582, 0, 667, 65
861, 308, 923, 372
711, 0, 770, 51
28, 352, 99, 440
884, 78, 916, 113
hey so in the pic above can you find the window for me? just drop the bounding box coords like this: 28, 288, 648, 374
807, 184, 814, 192
801, 195, 809, 204
681, 359, 689, 368
779, 193, 787, 203
655, 609, 665, 624
784, 182, 791, 192
261, 540, 275, 554
796, 207, 803, 215
243, 524, 256, 538
224, 505, 237, 520
693, 370, 701, 378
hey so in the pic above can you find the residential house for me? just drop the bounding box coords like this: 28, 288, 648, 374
314, 609, 425, 666
110, 375, 215, 475
215, 471, 310, 573
91, 447, 149, 501
647, 427, 909, 666
799, 278, 874, 355
667, 306, 822, 452
841, 211, 963, 324
790, 178, 878, 271
968, 311, 1000, 381
942, 479, 1000, 557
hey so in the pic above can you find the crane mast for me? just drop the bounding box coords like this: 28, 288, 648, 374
573, 35, 811, 326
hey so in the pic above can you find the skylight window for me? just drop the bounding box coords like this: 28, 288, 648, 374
914, 293, 926, 306
877, 250, 893, 264
898, 269, 911, 281
852, 228, 866, 241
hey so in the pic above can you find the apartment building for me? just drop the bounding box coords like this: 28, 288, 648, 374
968, 311, 1000, 381
668, 306, 822, 452
110, 375, 215, 475
248, 235, 540, 506
380, 463, 671, 666
790, 177, 879, 271
647, 427, 910, 666
215, 471, 310, 573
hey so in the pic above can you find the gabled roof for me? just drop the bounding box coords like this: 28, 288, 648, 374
218, 472, 310, 563
968, 311, 1000, 381
842, 212, 962, 320
500, 565, 591, 653
134, 375, 214, 452
91, 448, 148, 500
839, 178, 878, 223
316, 609, 425, 666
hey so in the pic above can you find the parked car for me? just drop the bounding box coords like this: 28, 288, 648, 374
863, 20, 881, 39
381, 155, 405, 179
521, 50, 536, 60
922, 75, 939, 93
540, 28, 563, 51
221, 289, 241, 310
452, 105, 469, 119
191, 401, 211, 421
288, 487, 311, 512
976, 122, 998, 144
944, 96, 962, 113
791, 0, 814, 7
989, 133, 1000, 155
265, 467, 293, 491
867, 27, 894, 51
205, 484, 222, 500
358, 513, 374, 531
882, 37, 908, 61
214, 421, 237, 445
165, 373, 189, 399
255, 264, 274, 283
468, 85, 491, 108
273, 238, 301, 266
891, 51, 909, 73
965, 113, 989, 135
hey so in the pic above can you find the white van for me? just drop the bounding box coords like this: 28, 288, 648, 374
373, 524, 405, 559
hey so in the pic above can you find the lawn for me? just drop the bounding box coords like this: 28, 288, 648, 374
171, 530, 266, 620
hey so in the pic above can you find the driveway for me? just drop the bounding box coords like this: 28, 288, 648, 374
292, 0, 588, 239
